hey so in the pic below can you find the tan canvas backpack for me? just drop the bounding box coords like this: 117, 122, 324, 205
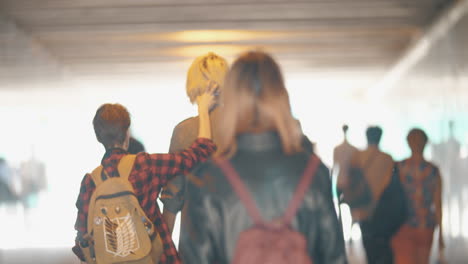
81, 155, 162, 264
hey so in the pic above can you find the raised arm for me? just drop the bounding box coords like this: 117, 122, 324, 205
196, 81, 217, 140
146, 87, 217, 186
146, 138, 215, 186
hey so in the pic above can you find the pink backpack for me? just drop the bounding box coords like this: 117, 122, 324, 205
214, 155, 320, 264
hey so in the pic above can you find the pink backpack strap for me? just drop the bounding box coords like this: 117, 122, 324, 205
282, 155, 320, 225
213, 158, 264, 225
213, 155, 320, 226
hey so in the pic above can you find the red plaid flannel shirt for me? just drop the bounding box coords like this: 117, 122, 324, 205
73, 138, 215, 264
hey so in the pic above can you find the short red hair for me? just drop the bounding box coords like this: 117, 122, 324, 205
93, 103, 130, 149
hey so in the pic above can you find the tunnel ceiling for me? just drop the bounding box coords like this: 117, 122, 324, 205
0, 0, 456, 80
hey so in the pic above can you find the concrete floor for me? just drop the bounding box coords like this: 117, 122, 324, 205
0, 248, 78, 264
1, 192, 467, 264
1, 240, 467, 264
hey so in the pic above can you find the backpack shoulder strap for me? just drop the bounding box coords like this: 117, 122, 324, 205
87, 165, 104, 235
90, 165, 104, 187
213, 158, 264, 225
89, 154, 136, 187
117, 154, 137, 181
282, 155, 320, 225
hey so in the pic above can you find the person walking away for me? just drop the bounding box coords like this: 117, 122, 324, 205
73, 89, 216, 264
347, 126, 395, 264
179, 51, 347, 264
392, 128, 445, 264
160, 52, 228, 236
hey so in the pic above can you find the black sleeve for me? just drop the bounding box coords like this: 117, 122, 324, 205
311, 164, 348, 264
179, 166, 222, 264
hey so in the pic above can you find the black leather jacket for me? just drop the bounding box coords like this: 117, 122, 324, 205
180, 132, 347, 264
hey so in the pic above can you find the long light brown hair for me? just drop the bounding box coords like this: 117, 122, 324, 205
216, 51, 302, 157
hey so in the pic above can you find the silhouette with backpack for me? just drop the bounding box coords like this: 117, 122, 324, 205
340, 126, 407, 264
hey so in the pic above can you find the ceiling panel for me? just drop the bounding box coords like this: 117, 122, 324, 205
0, 0, 455, 81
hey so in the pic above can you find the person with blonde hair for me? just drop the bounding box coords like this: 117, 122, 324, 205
179, 51, 347, 264
185, 52, 228, 106
161, 52, 229, 235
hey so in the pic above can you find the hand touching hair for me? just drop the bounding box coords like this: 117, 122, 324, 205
186, 52, 229, 107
